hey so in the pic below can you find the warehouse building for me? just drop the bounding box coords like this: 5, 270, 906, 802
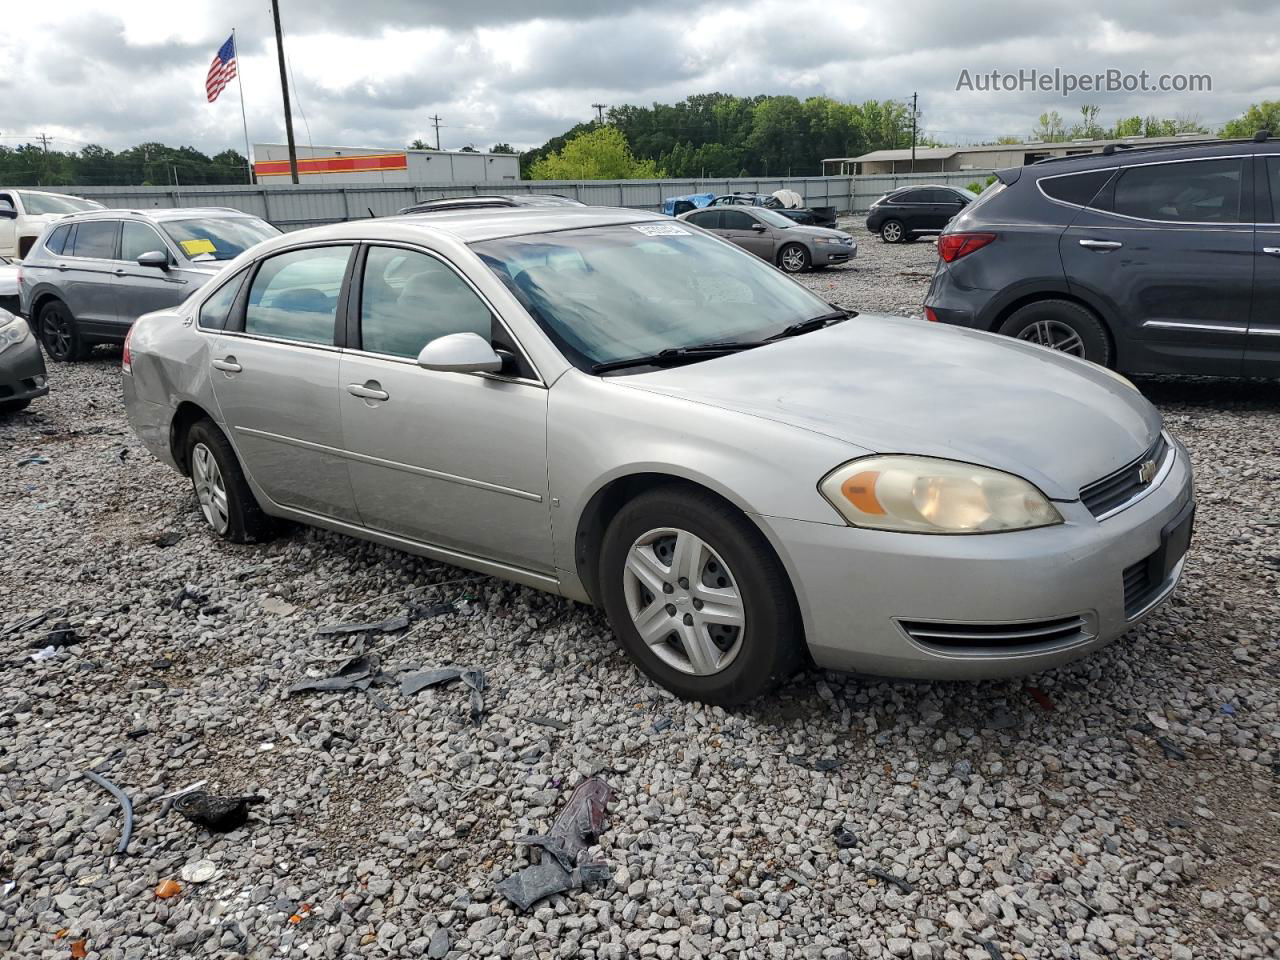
823, 133, 1218, 175
252, 144, 521, 184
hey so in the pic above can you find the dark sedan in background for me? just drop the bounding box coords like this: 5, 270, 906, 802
866, 184, 978, 243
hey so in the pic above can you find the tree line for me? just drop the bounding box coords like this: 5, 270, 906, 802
0, 142, 250, 187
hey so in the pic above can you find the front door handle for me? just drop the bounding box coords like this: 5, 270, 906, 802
113, 267, 127, 276
1263, 247, 1280, 257
1079, 239, 1123, 251
211, 357, 242, 373
347, 381, 389, 402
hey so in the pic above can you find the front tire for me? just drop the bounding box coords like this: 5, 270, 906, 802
998, 299, 1112, 367
0, 399, 31, 415
185, 419, 276, 544
879, 220, 906, 243
37, 300, 87, 362
599, 486, 802, 705
777, 243, 810, 273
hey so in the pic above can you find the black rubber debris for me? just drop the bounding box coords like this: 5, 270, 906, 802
288, 654, 380, 695
315, 614, 410, 638
34, 621, 78, 649
172, 791, 264, 832
82, 771, 134, 854
866, 866, 913, 894
400, 667, 466, 696
1155, 736, 1188, 760
153, 531, 183, 548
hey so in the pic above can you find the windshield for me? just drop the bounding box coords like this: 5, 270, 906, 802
161, 217, 281, 262
473, 223, 836, 371
753, 208, 795, 229
15, 191, 103, 216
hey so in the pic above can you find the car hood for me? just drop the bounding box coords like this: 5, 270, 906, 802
785, 224, 851, 241
612, 315, 1161, 500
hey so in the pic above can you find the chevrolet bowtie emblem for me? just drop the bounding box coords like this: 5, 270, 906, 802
1137, 459, 1157, 484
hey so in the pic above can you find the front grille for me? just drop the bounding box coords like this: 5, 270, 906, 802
899, 614, 1092, 652
1080, 434, 1169, 518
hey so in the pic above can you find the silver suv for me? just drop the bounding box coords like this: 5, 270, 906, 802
20, 207, 278, 361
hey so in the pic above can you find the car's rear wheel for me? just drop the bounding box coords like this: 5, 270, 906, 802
186, 419, 276, 543
0, 399, 31, 415
777, 243, 810, 273
599, 486, 802, 705
998, 299, 1112, 367
879, 220, 905, 243
37, 300, 87, 362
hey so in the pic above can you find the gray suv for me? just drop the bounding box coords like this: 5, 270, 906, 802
924, 134, 1279, 377
20, 208, 279, 361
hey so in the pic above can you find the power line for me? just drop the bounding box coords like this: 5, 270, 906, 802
592, 103, 607, 123
428, 115, 444, 150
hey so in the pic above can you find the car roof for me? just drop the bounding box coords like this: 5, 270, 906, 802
1026, 136, 1275, 175
54, 206, 263, 223
288, 205, 668, 244
1, 188, 88, 198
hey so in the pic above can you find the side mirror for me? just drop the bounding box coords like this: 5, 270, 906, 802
0, 206, 16, 220
416, 331, 503, 374
750, 223, 767, 232
136, 250, 169, 269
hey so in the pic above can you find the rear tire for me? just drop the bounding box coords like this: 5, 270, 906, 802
37, 300, 88, 362
185, 419, 277, 544
777, 243, 810, 273
598, 486, 802, 706
998, 299, 1112, 367
0, 399, 31, 415
879, 220, 905, 243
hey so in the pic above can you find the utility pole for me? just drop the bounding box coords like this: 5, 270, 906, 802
592, 103, 606, 123
270, 0, 300, 184
429, 115, 443, 151
910, 91, 918, 173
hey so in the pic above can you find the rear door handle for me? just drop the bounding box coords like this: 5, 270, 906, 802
1079, 239, 1123, 251
211, 357, 242, 373
347, 382, 389, 401
56, 262, 68, 271
1263, 247, 1280, 256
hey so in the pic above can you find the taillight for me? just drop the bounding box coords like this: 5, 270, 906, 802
924, 306, 940, 323
122, 325, 134, 374
938, 232, 996, 263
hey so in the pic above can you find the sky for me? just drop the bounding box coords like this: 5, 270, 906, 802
2, 0, 1277, 158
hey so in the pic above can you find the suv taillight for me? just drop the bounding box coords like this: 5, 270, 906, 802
122, 324, 134, 374
938, 232, 996, 263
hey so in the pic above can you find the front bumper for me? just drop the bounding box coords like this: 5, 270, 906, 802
760, 438, 1194, 680
1, 331, 49, 405
814, 242, 857, 266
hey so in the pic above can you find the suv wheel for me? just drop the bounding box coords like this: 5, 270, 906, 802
777, 243, 810, 273
186, 419, 277, 543
998, 299, 1112, 367
879, 220, 906, 243
37, 300, 87, 362
598, 486, 802, 705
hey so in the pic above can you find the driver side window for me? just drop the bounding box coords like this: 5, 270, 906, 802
359, 246, 493, 358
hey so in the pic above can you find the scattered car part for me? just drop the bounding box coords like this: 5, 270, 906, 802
866, 866, 913, 894
154, 879, 182, 899
180, 860, 221, 884
400, 666, 465, 695
82, 771, 134, 854
288, 654, 381, 695
172, 791, 264, 832
315, 614, 410, 637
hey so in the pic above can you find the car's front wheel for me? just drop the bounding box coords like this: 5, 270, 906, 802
998, 299, 1112, 367
37, 300, 87, 362
598, 486, 802, 705
777, 243, 810, 273
186, 419, 276, 543
879, 219, 906, 243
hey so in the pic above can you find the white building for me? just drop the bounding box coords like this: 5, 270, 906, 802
252, 144, 521, 184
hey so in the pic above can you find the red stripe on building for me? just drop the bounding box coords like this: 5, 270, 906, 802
253, 153, 409, 177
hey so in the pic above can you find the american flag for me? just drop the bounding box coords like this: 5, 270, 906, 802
205, 34, 237, 103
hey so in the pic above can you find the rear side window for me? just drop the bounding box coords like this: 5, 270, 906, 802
244, 246, 352, 345
1039, 169, 1115, 207
45, 224, 72, 256
894, 190, 925, 203
198, 271, 247, 331
1113, 158, 1244, 223
1265, 156, 1280, 221
70, 220, 118, 259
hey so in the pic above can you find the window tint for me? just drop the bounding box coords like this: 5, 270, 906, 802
1113, 159, 1244, 223
720, 210, 756, 230
244, 246, 351, 345
70, 220, 118, 259
359, 246, 492, 358
686, 211, 720, 228
198, 271, 247, 331
45, 224, 72, 256
895, 190, 926, 204
1039, 169, 1115, 207
121, 221, 169, 262
1266, 156, 1280, 221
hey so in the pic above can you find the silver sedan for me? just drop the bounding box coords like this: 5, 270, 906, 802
123, 206, 1194, 705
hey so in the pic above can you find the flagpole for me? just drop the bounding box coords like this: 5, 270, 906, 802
232, 28, 254, 184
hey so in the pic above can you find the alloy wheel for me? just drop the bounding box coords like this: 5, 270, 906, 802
780, 246, 807, 273
191, 442, 230, 535
622, 527, 745, 676
881, 221, 904, 242
40, 306, 74, 360
1016, 319, 1086, 357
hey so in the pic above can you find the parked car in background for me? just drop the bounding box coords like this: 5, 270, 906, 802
0, 306, 48, 414
19, 207, 279, 361
0, 189, 105, 259
123, 205, 1191, 706
0, 256, 19, 315
865, 185, 978, 242
924, 134, 1279, 377
710, 193, 838, 229
399, 195, 586, 215
680, 205, 856, 272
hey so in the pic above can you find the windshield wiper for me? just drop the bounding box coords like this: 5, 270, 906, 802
767, 309, 853, 340
591, 340, 764, 374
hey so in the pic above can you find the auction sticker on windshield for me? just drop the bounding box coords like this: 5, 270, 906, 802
180, 238, 217, 256
632, 223, 691, 236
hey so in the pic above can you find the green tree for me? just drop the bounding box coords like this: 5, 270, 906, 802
529, 126, 663, 180
488, 143, 516, 154
1221, 101, 1280, 138
1032, 111, 1066, 142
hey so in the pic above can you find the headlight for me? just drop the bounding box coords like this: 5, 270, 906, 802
819, 456, 1062, 534
0, 314, 27, 355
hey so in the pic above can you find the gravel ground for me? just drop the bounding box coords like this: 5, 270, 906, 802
2, 230, 1278, 960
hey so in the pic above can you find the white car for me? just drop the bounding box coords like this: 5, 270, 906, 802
0, 189, 104, 259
